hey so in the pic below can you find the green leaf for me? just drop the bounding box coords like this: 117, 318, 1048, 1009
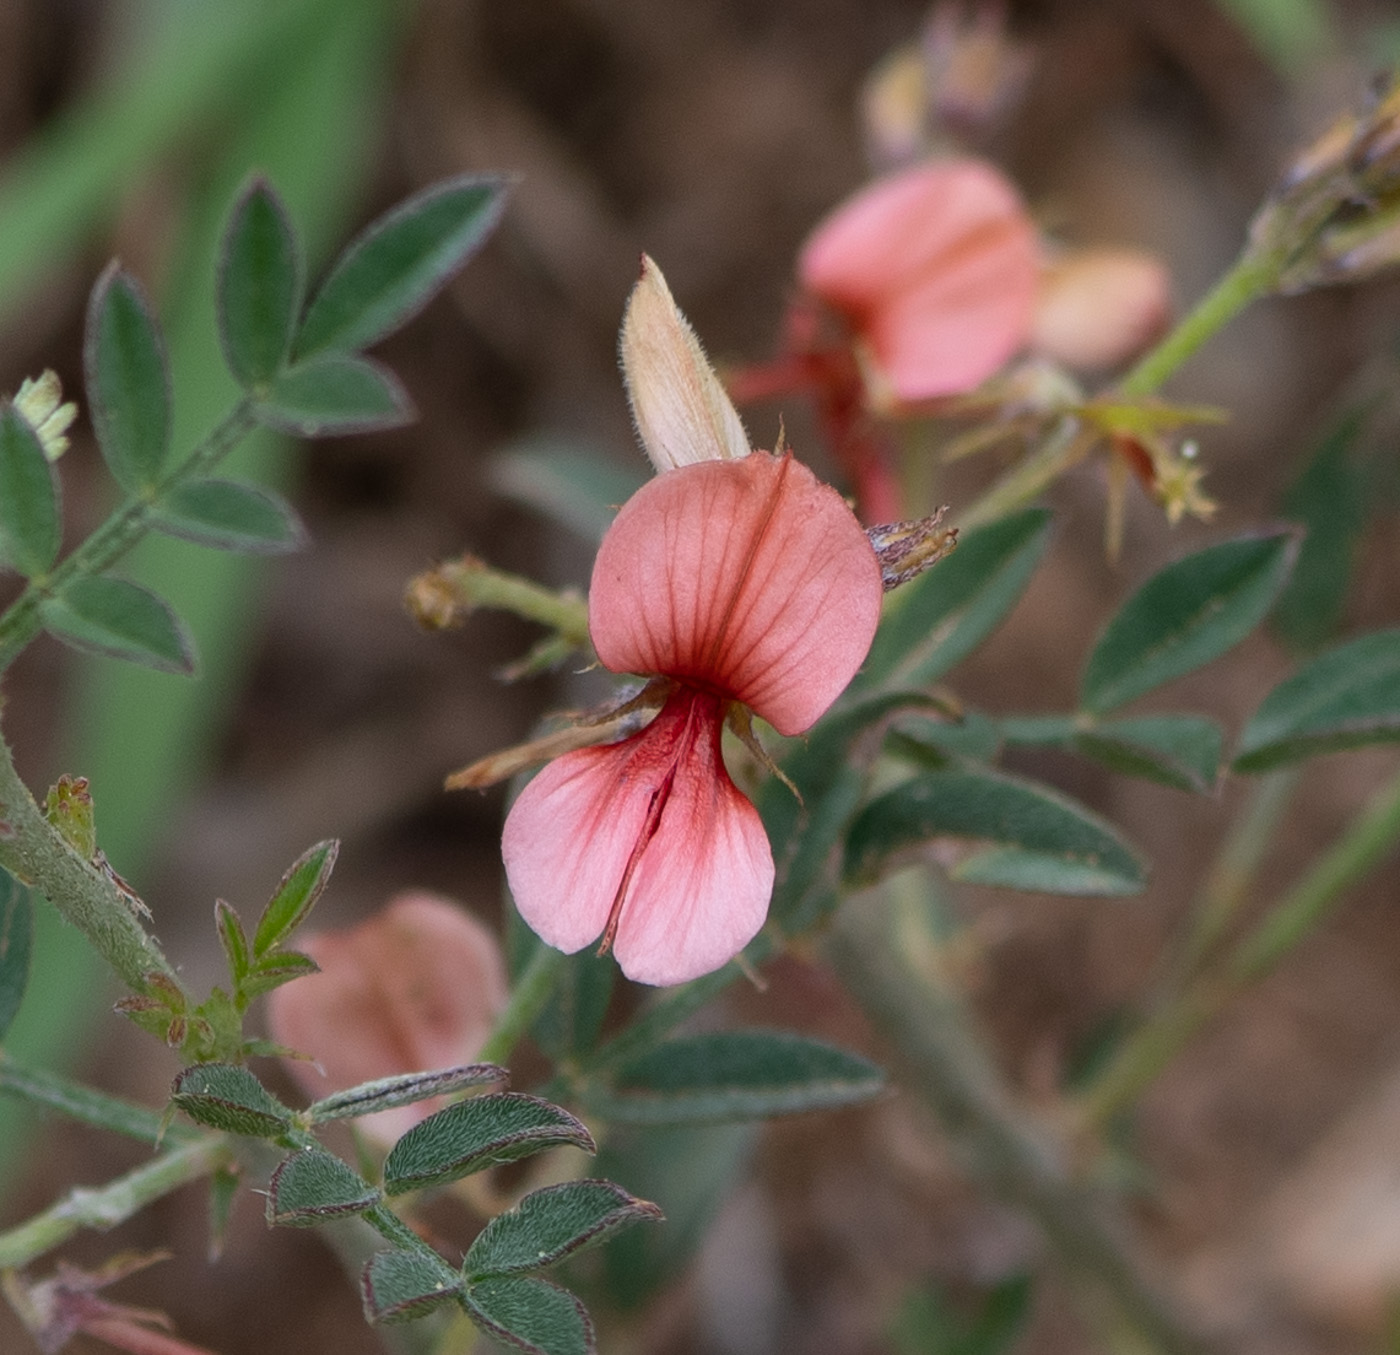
39, 575, 195, 673
307, 1064, 507, 1123
846, 768, 1149, 896
151, 477, 307, 554
170, 1063, 292, 1137
531, 949, 615, 1063
214, 899, 250, 986
466, 1180, 662, 1280
464, 1275, 594, 1355
1081, 531, 1298, 713
361, 1248, 464, 1325
1234, 629, 1400, 771
0, 405, 60, 578
489, 438, 646, 544
84, 263, 171, 492
0, 869, 33, 1043
588, 1031, 886, 1125
238, 948, 320, 999
383, 1094, 595, 1196
857, 509, 1052, 692
1273, 408, 1369, 653
253, 839, 338, 958
217, 176, 303, 387
1072, 715, 1223, 793
295, 173, 509, 358
267, 1147, 379, 1226
255, 352, 411, 435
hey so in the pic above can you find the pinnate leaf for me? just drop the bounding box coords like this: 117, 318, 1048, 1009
590, 1031, 886, 1125
253, 839, 337, 958
238, 948, 320, 999
464, 1276, 595, 1355
383, 1094, 594, 1196
39, 575, 195, 673
0, 405, 60, 577
296, 173, 509, 357
308, 1064, 507, 1124
1081, 531, 1298, 713
152, 477, 306, 554
171, 1063, 291, 1137
218, 177, 303, 387
255, 353, 411, 435
214, 899, 250, 985
267, 1147, 379, 1226
466, 1180, 662, 1279
846, 767, 1148, 896
362, 1249, 464, 1325
0, 869, 33, 1043
857, 508, 1051, 692
85, 264, 171, 492
1234, 629, 1400, 771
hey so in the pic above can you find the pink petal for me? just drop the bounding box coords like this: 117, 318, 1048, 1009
589, 453, 882, 736
502, 689, 774, 986
798, 159, 1039, 401
266, 893, 507, 1142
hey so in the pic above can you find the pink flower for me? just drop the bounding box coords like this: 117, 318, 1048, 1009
266, 891, 507, 1142
797, 158, 1039, 407
500, 260, 883, 987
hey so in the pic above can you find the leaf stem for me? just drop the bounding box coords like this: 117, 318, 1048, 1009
0, 397, 256, 673
0, 1134, 230, 1268
1117, 253, 1277, 398
406, 557, 590, 644
0, 1052, 188, 1144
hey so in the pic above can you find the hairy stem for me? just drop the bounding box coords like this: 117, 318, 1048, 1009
406, 556, 590, 644
0, 732, 180, 996
0, 1135, 229, 1268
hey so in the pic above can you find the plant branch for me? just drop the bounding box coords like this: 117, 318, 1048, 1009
0, 1135, 229, 1269
1082, 762, 1400, 1126
0, 1053, 190, 1144
0, 398, 256, 672
477, 943, 567, 1067
827, 889, 1213, 1355
0, 732, 180, 997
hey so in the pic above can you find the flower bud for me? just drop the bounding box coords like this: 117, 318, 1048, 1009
12, 370, 77, 461
266, 891, 508, 1144
1030, 247, 1171, 373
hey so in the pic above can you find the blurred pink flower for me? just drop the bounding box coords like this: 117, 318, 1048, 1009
499, 260, 883, 987
266, 891, 507, 1143
1030, 245, 1171, 373
798, 158, 1039, 406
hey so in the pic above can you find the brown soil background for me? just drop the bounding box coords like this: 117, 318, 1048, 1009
1, 2, 1399, 1353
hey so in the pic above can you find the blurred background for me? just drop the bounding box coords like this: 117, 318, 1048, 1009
1, 0, 1399, 1351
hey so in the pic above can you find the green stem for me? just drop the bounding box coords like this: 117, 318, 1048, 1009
1170, 769, 1300, 983
0, 1053, 188, 1144
1232, 763, 1400, 982
0, 1134, 229, 1268
0, 398, 255, 672
958, 416, 1083, 529
1083, 763, 1400, 1126
827, 893, 1211, 1355
1117, 254, 1277, 398
0, 732, 180, 996
477, 944, 567, 1067
409, 558, 590, 644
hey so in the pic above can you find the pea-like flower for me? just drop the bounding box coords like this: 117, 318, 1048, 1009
798, 158, 1039, 408
499, 259, 883, 987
